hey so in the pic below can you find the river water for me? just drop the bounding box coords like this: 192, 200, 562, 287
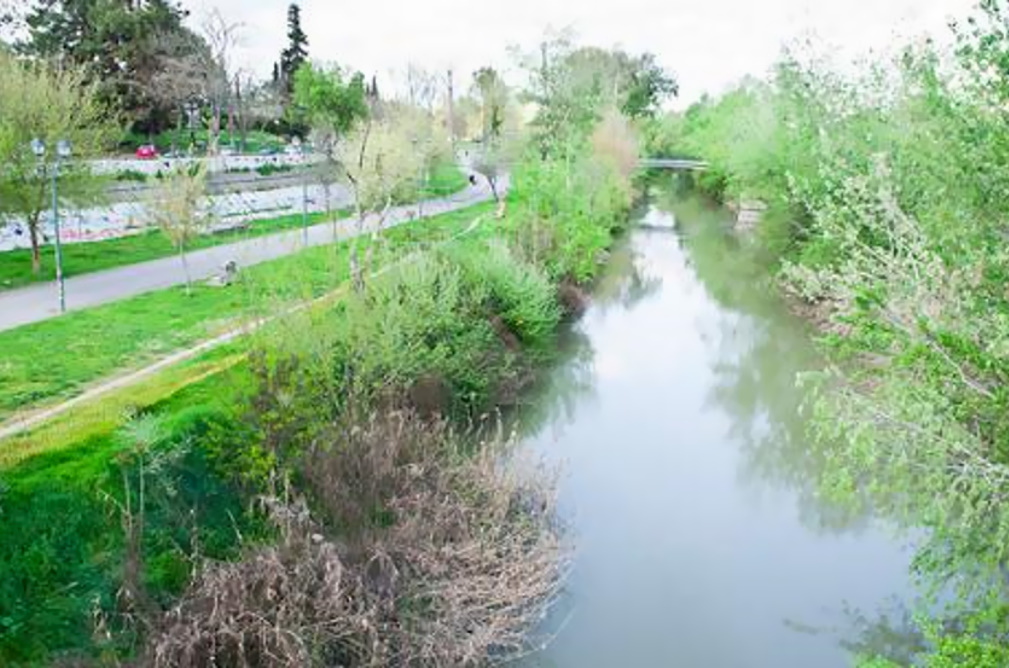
520, 193, 914, 667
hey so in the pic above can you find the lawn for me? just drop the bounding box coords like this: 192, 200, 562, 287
0, 201, 496, 423
0, 210, 335, 291
420, 159, 472, 198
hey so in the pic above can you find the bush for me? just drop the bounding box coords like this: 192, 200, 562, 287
149, 411, 567, 667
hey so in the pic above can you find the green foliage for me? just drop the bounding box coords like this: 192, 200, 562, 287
254, 236, 559, 428
0, 374, 256, 666
115, 169, 149, 182
0, 50, 120, 270
279, 2, 309, 96
339, 253, 508, 411
472, 66, 509, 141
506, 150, 632, 283
119, 128, 286, 154
522, 36, 676, 157
254, 162, 293, 177
19, 0, 194, 121
291, 62, 367, 139
663, 3, 1009, 662
449, 242, 561, 358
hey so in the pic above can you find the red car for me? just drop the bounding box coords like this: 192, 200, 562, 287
135, 144, 158, 159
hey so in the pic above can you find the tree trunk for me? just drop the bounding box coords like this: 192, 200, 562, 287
179, 243, 192, 295
29, 213, 42, 274
174, 107, 184, 156
236, 78, 248, 153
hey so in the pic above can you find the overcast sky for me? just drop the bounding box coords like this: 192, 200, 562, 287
183, 0, 976, 105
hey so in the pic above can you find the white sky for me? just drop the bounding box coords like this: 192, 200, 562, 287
184, 0, 976, 106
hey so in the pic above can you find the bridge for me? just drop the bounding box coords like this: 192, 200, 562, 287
639, 158, 709, 171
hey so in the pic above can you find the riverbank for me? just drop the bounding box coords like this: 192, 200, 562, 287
0, 137, 636, 665
656, 13, 1009, 661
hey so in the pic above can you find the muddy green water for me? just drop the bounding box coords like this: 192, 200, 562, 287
520, 194, 913, 667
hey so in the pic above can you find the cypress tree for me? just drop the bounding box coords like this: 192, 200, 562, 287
279, 3, 308, 95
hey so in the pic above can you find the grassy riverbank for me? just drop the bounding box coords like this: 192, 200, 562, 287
0, 118, 637, 663
0, 203, 493, 423
657, 6, 1009, 665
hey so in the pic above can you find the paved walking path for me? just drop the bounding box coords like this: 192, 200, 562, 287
0, 181, 494, 332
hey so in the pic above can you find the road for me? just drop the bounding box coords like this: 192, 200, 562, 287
0, 178, 354, 251
0, 180, 497, 332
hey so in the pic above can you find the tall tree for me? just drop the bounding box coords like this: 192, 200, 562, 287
521, 35, 677, 156
19, 0, 197, 131
279, 3, 308, 96
201, 9, 242, 153
293, 62, 368, 217
471, 66, 508, 142
146, 29, 214, 153
622, 52, 678, 118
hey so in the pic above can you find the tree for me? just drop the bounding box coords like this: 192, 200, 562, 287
19, 0, 193, 130
293, 63, 368, 141
337, 108, 430, 290
622, 52, 678, 118
146, 30, 214, 153
146, 163, 212, 295
292, 62, 369, 218
472, 66, 508, 142
201, 9, 243, 154
279, 3, 308, 96
519, 34, 677, 156
0, 52, 119, 274
405, 63, 439, 113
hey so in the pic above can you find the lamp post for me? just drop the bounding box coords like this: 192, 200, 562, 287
292, 135, 309, 246
31, 138, 72, 314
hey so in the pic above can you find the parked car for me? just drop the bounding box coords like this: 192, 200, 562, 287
135, 144, 158, 159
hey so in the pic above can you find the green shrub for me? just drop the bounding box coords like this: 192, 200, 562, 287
449, 242, 561, 357
255, 163, 293, 177
115, 169, 149, 183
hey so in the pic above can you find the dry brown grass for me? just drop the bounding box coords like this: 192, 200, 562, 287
149, 411, 568, 667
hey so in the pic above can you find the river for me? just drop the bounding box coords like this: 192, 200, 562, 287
520, 192, 915, 667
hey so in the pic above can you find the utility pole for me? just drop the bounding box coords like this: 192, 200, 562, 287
446, 69, 456, 154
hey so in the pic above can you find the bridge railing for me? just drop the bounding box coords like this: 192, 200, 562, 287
638, 158, 709, 171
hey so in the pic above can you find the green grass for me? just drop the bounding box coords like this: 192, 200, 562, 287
421, 161, 471, 198
0, 210, 338, 291
0, 363, 259, 665
0, 202, 495, 423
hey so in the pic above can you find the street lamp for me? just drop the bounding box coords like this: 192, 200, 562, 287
292, 135, 309, 246
31, 137, 72, 314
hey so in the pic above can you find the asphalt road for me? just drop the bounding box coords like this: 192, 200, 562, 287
0, 180, 497, 332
